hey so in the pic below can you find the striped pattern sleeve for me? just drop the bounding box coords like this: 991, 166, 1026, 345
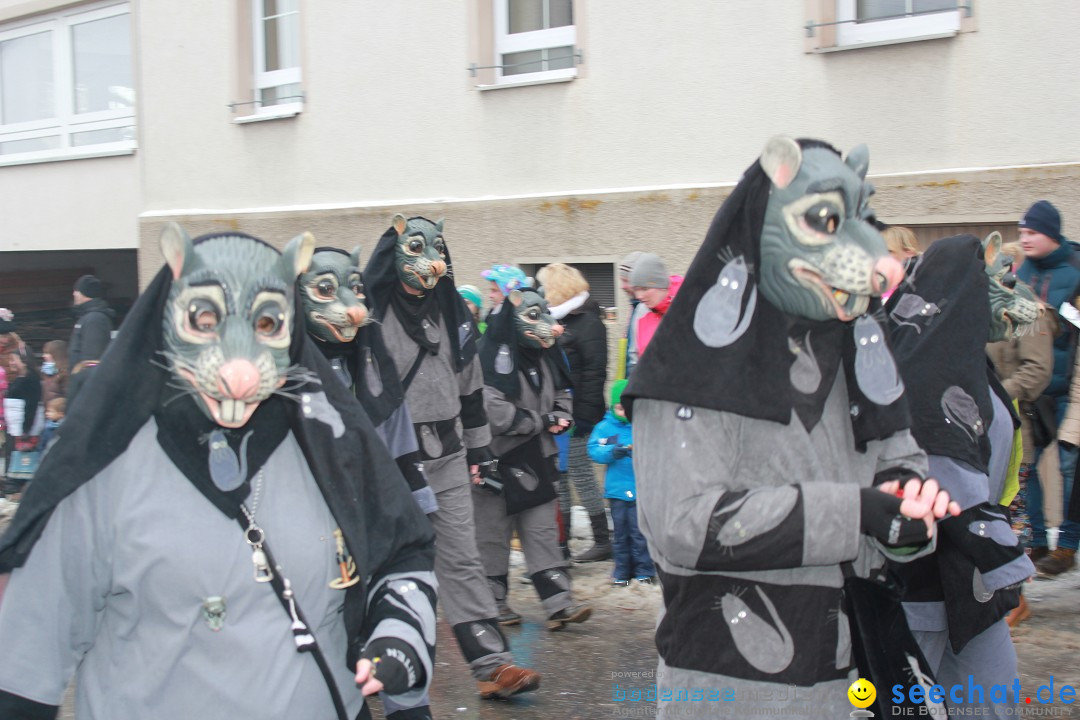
354, 571, 438, 706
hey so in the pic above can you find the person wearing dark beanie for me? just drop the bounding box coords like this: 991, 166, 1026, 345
1016, 198, 1080, 577
1020, 200, 1064, 245
69, 275, 115, 368
73, 275, 103, 301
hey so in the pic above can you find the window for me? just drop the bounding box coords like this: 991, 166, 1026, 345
251, 0, 302, 114
520, 261, 617, 313
492, 0, 577, 84
0, 2, 135, 165
835, 0, 962, 47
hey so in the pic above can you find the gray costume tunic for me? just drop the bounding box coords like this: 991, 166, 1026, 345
0, 420, 436, 719
476, 363, 574, 616
633, 369, 932, 719
381, 305, 513, 678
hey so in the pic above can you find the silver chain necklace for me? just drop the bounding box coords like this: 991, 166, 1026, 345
239, 468, 273, 583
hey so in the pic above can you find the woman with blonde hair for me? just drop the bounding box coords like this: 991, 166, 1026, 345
883, 225, 920, 261
536, 263, 611, 562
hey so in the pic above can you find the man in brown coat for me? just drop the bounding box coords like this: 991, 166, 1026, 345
987, 277, 1056, 625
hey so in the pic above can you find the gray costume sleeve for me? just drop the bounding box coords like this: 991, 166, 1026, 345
362, 571, 439, 707
375, 403, 437, 514
633, 401, 864, 573
482, 385, 539, 437
0, 478, 110, 709
457, 354, 492, 449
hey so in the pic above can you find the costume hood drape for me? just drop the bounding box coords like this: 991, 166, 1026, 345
624, 144, 909, 449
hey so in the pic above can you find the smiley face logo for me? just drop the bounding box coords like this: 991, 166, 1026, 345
848, 678, 876, 709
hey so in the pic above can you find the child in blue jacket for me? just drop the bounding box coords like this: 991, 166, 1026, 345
587, 379, 656, 586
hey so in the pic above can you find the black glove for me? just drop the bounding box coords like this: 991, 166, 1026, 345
612, 445, 632, 460
859, 487, 930, 547
542, 413, 562, 429
466, 445, 495, 469
361, 638, 425, 695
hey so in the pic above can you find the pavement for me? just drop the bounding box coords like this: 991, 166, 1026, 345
0, 503, 1077, 718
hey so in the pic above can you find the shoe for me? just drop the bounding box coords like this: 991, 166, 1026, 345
572, 542, 612, 563
1006, 594, 1031, 628
496, 602, 522, 626
613, 579, 630, 588
477, 664, 541, 699
634, 576, 655, 586
1036, 548, 1076, 577
547, 603, 592, 631
1029, 546, 1050, 565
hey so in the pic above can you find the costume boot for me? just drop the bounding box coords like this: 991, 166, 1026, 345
1036, 547, 1076, 576
476, 664, 542, 699
573, 513, 612, 563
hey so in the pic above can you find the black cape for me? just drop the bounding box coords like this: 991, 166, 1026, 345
0, 234, 435, 665
624, 142, 909, 449
309, 247, 405, 428
364, 219, 478, 373
886, 234, 997, 474
887, 234, 1026, 652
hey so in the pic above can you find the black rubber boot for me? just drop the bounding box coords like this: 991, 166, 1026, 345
573, 513, 612, 563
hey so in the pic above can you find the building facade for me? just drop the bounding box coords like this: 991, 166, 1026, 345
2, 0, 1079, 344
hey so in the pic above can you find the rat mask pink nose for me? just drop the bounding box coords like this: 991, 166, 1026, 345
217, 359, 260, 400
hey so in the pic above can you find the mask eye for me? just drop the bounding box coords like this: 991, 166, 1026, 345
406, 238, 423, 254
434, 239, 446, 256
804, 202, 841, 235
187, 299, 221, 333
253, 303, 285, 337
316, 280, 336, 299
351, 283, 365, 298
526, 308, 540, 321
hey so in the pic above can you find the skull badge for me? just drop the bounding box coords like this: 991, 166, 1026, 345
202, 596, 227, 632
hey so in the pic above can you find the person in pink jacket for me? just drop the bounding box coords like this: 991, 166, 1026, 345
629, 253, 683, 357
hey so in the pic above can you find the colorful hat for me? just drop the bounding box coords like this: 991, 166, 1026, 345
481, 264, 527, 295
610, 379, 628, 408
457, 284, 483, 309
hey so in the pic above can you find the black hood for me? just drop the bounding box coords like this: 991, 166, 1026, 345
624, 142, 910, 449
886, 234, 995, 472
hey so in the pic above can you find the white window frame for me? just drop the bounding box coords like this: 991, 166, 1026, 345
0, 1, 135, 166
835, 0, 961, 48
251, 0, 302, 117
492, 0, 577, 86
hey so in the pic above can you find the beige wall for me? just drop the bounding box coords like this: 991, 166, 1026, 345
0, 154, 140, 251
136, 1, 1080, 213
138, 161, 1080, 310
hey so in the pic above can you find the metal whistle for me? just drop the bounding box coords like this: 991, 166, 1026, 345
252, 547, 273, 583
